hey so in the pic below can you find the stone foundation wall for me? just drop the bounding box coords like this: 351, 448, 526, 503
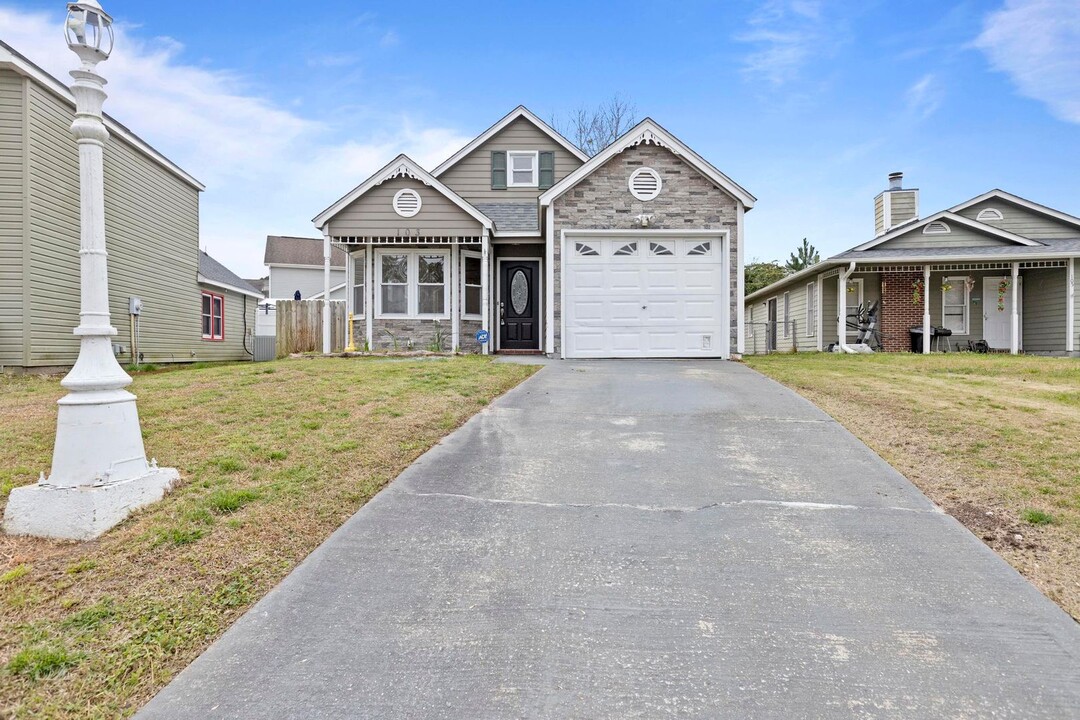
881, 271, 924, 352
352, 319, 484, 354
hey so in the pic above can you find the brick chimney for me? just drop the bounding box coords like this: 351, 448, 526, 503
874, 172, 919, 236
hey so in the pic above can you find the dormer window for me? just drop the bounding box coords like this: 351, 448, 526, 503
923, 221, 951, 235
508, 151, 538, 187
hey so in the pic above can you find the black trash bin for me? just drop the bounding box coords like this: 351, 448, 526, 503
909, 326, 925, 353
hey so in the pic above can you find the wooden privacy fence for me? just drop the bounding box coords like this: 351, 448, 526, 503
275, 300, 346, 357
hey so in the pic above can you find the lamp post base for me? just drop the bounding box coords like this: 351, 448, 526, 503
4, 467, 178, 541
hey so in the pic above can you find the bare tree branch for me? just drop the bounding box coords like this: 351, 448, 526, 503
553, 94, 638, 157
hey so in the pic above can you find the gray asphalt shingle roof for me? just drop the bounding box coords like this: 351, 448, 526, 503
833, 236, 1080, 261
264, 236, 347, 268
474, 202, 539, 233
199, 252, 262, 296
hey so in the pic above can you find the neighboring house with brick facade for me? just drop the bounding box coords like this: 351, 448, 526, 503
744, 174, 1080, 356
311, 107, 755, 357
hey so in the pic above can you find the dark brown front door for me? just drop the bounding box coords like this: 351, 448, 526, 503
500, 260, 540, 350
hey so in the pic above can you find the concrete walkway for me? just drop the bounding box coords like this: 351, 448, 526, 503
138, 360, 1080, 719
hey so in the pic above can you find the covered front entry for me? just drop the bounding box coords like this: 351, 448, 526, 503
562, 232, 729, 359
498, 260, 541, 351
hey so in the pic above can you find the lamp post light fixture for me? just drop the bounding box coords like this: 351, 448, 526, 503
3, 0, 177, 540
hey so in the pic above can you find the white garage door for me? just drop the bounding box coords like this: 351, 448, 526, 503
563, 235, 728, 358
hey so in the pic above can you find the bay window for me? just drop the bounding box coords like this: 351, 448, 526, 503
376, 249, 450, 318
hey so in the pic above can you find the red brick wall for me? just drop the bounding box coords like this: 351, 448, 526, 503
881, 271, 924, 352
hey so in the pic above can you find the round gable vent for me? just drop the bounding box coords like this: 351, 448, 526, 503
393, 188, 422, 218
629, 167, 662, 201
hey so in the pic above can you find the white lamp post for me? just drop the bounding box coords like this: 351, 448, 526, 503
3, 0, 177, 540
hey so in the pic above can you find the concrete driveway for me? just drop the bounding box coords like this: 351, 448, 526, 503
138, 360, 1080, 719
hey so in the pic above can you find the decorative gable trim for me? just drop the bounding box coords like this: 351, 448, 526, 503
432, 105, 589, 178
949, 189, 1080, 231
539, 118, 756, 209
312, 153, 493, 230
851, 210, 1042, 252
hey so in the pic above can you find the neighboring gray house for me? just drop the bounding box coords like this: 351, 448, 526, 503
0, 40, 256, 371
263, 235, 346, 300
313, 106, 755, 357
745, 174, 1079, 356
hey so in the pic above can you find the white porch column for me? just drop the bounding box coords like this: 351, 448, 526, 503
1066, 258, 1075, 354
322, 227, 331, 354
365, 241, 373, 351
481, 229, 490, 356
922, 264, 932, 354
1010, 262, 1020, 355
451, 241, 460, 352
837, 273, 847, 349
545, 205, 555, 355
736, 203, 746, 356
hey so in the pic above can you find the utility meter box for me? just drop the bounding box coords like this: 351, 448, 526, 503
129, 296, 143, 315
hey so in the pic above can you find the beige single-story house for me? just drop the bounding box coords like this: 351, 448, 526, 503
312, 106, 755, 357
744, 174, 1079, 356
1, 40, 257, 371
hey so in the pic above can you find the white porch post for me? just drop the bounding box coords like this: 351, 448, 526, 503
1010, 262, 1020, 355
736, 203, 746, 356
365, 241, 373, 351
545, 205, 555, 355
837, 273, 847, 349
1066, 258, 1075, 354
481, 229, 490, 356
922, 264, 931, 354
4, 0, 177, 540
322, 227, 331, 353
451, 241, 460, 352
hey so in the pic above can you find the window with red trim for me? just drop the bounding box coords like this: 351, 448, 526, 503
201, 291, 224, 340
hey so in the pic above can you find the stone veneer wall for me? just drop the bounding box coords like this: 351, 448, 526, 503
352, 318, 483, 353
550, 143, 741, 355
881, 271, 924, 352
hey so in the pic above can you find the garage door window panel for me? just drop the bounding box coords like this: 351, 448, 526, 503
575, 241, 600, 257
649, 241, 674, 257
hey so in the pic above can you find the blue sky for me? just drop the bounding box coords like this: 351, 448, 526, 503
2, 0, 1078, 276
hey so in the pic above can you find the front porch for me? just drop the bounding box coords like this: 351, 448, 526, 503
827, 260, 1076, 355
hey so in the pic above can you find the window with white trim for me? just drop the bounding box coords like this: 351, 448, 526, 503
377, 249, 451, 318
380, 253, 409, 315
507, 151, 538, 187
806, 282, 816, 337
201, 291, 224, 341
941, 276, 969, 334
782, 292, 790, 338
417, 254, 446, 315
463, 252, 481, 318
352, 252, 365, 316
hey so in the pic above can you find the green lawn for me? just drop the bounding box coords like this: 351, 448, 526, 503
0, 357, 538, 718
746, 352, 1080, 620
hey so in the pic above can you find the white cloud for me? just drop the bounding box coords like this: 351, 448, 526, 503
975, 0, 1080, 124
905, 73, 944, 120
0, 5, 469, 276
738, 0, 828, 86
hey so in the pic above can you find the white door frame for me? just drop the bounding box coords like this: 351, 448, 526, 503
495, 256, 544, 352
982, 275, 1023, 350
560, 228, 731, 359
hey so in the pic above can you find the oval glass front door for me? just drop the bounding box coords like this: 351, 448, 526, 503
510, 270, 528, 315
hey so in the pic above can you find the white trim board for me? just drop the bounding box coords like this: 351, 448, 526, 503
0, 41, 204, 191
197, 276, 263, 299
432, 105, 588, 178
312, 154, 494, 231
950, 189, 1080, 231
539, 118, 756, 209
851, 210, 1042, 252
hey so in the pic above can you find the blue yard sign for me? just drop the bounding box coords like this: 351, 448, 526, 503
475, 329, 490, 345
